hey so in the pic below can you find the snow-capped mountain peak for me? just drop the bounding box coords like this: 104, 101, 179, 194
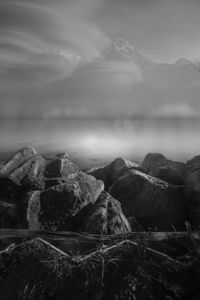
114, 37, 136, 55
103, 37, 156, 68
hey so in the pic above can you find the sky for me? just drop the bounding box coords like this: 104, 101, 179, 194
1, 0, 200, 117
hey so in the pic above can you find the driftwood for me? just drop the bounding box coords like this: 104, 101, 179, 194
0, 237, 197, 300
0, 228, 200, 256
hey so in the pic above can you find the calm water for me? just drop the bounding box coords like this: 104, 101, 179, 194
0, 117, 200, 169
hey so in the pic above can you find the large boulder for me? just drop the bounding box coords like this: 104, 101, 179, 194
184, 156, 200, 229
88, 157, 145, 190
26, 172, 104, 230
150, 166, 184, 186
0, 147, 46, 201
109, 169, 186, 231
79, 191, 131, 234
142, 153, 186, 177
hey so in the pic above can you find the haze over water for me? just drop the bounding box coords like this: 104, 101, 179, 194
1, 0, 200, 169
0, 117, 199, 169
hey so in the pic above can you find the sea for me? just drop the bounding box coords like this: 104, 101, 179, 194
0, 117, 199, 169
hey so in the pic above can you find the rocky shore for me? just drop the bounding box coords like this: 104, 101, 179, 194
1, 147, 200, 299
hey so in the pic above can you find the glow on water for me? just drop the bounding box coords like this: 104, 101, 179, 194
0, 118, 200, 166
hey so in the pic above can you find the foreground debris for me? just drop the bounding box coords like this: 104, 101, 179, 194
0, 237, 199, 300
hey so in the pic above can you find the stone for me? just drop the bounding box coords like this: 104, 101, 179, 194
0, 147, 46, 197
26, 172, 104, 230
151, 166, 184, 186
88, 157, 145, 190
184, 156, 200, 229
79, 191, 131, 234
142, 153, 186, 177
26, 191, 41, 230
0, 146, 37, 176
87, 165, 111, 190
0, 201, 18, 228
44, 178, 68, 189
45, 156, 79, 179
109, 169, 186, 231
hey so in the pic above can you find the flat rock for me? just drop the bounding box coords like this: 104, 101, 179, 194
109, 169, 186, 231
27, 172, 104, 230
79, 191, 131, 234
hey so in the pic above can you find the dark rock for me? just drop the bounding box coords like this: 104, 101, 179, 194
0, 177, 21, 203
185, 156, 200, 192
151, 165, 185, 186
26, 172, 104, 230
88, 157, 145, 190
44, 178, 68, 189
79, 191, 131, 234
109, 169, 186, 231
109, 157, 146, 182
142, 153, 186, 177
0, 201, 18, 228
184, 156, 200, 229
128, 216, 145, 231
87, 165, 111, 190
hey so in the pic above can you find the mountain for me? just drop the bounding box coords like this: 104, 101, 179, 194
103, 37, 199, 75
102, 37, 156, 68
15, 37, 200, 118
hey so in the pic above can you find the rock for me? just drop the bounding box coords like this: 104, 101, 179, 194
44, 178, 68, 189
87, 165, 111, 190
88, 157, 145, 190
0, 201, 18, 228
0, 177, 21, 203
0, 146, 37, 175
185, 156, 200, 192
44, 152, 70, 160
127, 216, 145, 231
151, 166, 185, 186
109, 169, 186, 231
45, 156, 79, 179
109, 157, 146, 182
142, 153, 186, 177
0, 147, 46, 197
79, 191, 131, 234
184, 156, 200, 229
26, 191, 41, 230
26, 172, 104, 230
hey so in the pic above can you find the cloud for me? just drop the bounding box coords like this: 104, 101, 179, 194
149, 102, 200, 117
0, 0, 109, 89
